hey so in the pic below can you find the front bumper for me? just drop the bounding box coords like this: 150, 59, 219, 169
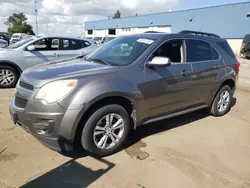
9, 97, 75, 152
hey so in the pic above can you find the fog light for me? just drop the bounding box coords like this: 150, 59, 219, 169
33, 120, 54, 135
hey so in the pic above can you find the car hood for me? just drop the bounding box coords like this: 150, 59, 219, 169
21, 58, 118, 88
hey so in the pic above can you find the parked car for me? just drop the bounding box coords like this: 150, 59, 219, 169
0, 32, 12, 45
10, 30, 239, 157
240, 34, 250, 59
0, 36, 97, 88
0, 38, 8, 48
92, 36, 117, 46
100, 35, 117, 45
10, 33, 32, 44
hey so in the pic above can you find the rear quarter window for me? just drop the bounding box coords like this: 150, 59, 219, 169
217, 42, 235, 58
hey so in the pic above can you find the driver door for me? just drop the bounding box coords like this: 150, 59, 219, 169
22, 38, 60, 70
143, 39, 194, 118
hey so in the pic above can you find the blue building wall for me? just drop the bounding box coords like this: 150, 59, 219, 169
84, 2, 250, 39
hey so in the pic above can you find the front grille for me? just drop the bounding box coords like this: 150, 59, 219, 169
19, 81, 34, 91
14, 96, 28, 108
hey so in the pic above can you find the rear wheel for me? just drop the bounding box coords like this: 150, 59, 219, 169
210, 85, 233, 116
0, 66, 19, 88
81, 104, 131, 157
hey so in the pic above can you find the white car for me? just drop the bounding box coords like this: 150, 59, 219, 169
10, 33, 31, 44
0, 36, 97, 88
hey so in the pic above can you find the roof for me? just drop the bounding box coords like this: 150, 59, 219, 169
39, 36, 83, 40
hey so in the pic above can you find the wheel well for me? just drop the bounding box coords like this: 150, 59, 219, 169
73, 96, 134, 149
0, 62, 22, 75
221, 79, 235, 91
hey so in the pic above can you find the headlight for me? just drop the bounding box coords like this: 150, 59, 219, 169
35, 80, 77, 103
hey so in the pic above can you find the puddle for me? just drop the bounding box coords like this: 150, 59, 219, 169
125, 140, 149, 160
0, 151, 18, 162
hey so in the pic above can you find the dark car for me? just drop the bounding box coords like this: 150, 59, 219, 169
9, 30, 240, 157
241, 34, 250, 58
0, 32, 11, 45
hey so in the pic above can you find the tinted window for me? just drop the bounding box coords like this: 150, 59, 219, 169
152, 40, 184, 63
187, 40, 213, 62
62, 39, 83, 50
212, 48, 220, 59
243, 34, 250, 43
217, 41, 235, 58
33, 38, 59, 51
82, 40, 90, 47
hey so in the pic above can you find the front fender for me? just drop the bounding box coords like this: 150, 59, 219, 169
58, 77, 144, 140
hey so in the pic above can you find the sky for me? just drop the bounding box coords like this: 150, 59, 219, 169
0, 0, 248, 36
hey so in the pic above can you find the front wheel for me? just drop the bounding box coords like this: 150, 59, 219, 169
0, 66, 19, 88
81, 104, 131, 157
210, 85, 233, 117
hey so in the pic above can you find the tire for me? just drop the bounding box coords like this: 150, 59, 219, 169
210, 85, 233, 117
81, 104, 131, 157
0, 66, 19, 88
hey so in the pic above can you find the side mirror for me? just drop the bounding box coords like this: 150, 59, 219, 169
27, 45, 36, 51
147, 56, 171, 67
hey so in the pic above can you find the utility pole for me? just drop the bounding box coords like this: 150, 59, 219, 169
34, 0, 38, 36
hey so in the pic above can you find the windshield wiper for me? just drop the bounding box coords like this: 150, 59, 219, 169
88, 58, 109, 65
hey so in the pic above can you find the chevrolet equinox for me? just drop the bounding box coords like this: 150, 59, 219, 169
9, 31, 240, 156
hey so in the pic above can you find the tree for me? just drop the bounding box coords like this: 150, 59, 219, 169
113, 10, 121, 19
4, 13, 35, 35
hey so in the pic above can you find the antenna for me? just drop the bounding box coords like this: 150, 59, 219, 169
34, 0, 38, 36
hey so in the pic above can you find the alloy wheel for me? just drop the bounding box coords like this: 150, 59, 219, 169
217, 90, 230, 112
0, 69, 15, 86
93, 113, 125, 150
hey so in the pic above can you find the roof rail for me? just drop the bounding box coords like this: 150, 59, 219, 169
144, 31, 164, 33
179, 30, 220, 38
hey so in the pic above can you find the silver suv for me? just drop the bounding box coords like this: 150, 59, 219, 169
0, 36, 97, 88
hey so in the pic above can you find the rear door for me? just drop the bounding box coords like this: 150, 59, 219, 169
57, 38, 92, 60
23, 37, 59, 69
186, 39, 222, 104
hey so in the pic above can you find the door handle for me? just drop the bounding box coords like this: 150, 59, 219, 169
214, 65, 221, 69
181, 70, 191, 76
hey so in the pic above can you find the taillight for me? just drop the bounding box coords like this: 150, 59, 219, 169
236, 62, 240, 71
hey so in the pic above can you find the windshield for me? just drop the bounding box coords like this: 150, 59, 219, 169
93, 37, 102, 41
86, 36, 155, 66
7, 38, 35, 49
106, 37, 116, 42
12, 35, 21, 39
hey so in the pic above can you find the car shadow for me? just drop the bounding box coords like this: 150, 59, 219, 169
124, 109, 209, 149
124, 97, 237, 149
20, 157, 115, 188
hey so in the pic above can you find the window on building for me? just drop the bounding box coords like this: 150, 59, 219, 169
108, 29, 116, 35
186, 40, 213, 62
152, 40, 185, 63
87, 30, 93, 35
